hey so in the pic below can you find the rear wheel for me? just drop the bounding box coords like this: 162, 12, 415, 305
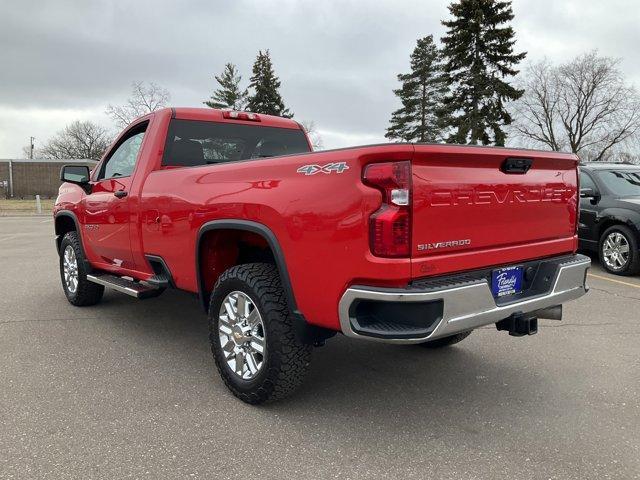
59, 231, 104, 306
208, 263, 312, 404
599, 225, 640, 276
417, 330, 472, 349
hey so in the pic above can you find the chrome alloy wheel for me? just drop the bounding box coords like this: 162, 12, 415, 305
602, 232, 630, 271
63, 245, 79, 294
218, 291, 266, 380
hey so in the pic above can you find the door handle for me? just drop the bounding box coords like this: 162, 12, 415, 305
114, 190, 128, 199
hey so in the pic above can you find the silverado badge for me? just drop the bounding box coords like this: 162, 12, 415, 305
417, 239, 471, 251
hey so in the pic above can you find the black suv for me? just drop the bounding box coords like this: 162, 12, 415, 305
579, 162, 640, 275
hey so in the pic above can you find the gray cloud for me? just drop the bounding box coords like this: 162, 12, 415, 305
1, 0, 639, 156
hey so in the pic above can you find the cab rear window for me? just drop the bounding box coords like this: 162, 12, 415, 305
162, 119, 311, 167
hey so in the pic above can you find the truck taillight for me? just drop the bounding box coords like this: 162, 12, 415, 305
363, 161, 412, 257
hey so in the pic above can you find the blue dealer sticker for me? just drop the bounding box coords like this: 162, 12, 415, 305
491, 266, 523, 297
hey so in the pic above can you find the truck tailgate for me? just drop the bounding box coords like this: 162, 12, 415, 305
410, 145, 579, 278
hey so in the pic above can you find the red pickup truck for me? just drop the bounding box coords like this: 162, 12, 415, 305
54, 108, 590, 403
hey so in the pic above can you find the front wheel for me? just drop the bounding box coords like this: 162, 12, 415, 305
59, 231, 104, 306
599, 225, 640, 276
208, 263, 312, 404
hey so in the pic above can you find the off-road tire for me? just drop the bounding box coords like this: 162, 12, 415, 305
418, 330, 472, 349
59, 231, 104, 306
208, 263, 312, 404
599, 225, 640, 276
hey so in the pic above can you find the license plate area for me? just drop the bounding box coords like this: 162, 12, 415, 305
491, 266, 523, 298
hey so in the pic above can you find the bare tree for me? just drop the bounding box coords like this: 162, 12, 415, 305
600, 135, 640, 164
106, 81, 170, 129
616, 150, 640, 164
301, 120, 323, 150
21, 145, 32, 159
510, 51, 640, 160
40, 120, 112, 160
21, 137, 36, 159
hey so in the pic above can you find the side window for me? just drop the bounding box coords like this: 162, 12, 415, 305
580, 171, 597, 191
98, 125, 147, 181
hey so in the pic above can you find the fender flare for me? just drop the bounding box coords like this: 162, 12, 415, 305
195, 220, 299, 314
54, 210, 92, 271
54, 210, 82, 253
195, 220, 336, 344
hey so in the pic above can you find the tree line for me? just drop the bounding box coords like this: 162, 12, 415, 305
205, 50, 292, 118
386, 0, 640, 161
36, 49, 301, 159
36, 0, 640, 162
387, 0, 525, 146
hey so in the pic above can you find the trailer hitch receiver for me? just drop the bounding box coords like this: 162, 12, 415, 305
496, 313, 538, 337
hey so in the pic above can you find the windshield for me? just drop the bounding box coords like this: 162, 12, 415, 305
597, 170, 640, 196
162, 119, 311, 168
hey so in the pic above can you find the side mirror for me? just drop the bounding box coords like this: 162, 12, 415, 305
580, 187, 598, 199
60, 165, 92, 193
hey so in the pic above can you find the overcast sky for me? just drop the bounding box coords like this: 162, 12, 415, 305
1, 0, 639, 157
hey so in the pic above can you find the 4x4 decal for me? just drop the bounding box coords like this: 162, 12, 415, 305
297, 162, 349, 176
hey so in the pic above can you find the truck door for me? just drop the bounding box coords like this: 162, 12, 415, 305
83, 122, 147, 269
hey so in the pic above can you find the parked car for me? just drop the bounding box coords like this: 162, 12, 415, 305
579, 162, 640, 275
54, 107, 590, 404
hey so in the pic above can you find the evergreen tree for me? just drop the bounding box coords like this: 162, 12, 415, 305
386, 35, 447, 143
440, 0, 526, 146
246, 50, 293, 118
204, 63, 248, 110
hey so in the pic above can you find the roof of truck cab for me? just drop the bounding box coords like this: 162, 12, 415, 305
165, 107, 303, 130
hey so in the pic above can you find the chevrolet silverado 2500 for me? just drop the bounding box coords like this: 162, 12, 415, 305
54, 108, 590, 404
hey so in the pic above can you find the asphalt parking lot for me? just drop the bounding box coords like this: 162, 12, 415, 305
1, 216, 638, 479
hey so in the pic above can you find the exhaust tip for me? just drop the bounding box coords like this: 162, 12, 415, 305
533, 305, 562, 321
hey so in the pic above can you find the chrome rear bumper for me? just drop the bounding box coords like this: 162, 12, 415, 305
338, 254, 590, 344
